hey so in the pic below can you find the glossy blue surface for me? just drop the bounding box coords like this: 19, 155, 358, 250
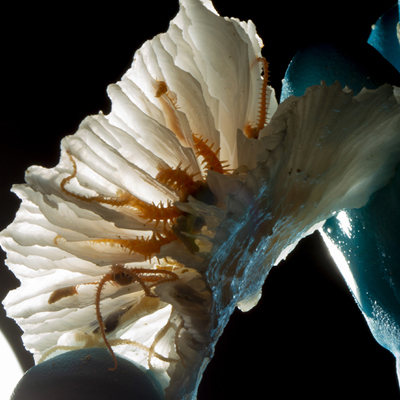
280, 41, 400, 102
323, 164, 400, 356
10, 348, 165, 400
280, 5, 400, 387
368, 5, 400, 73
281, 4, 400, 102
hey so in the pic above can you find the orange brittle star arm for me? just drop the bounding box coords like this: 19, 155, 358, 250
60, 153, 183, 227
244, 56, 271, 139
94, 265, 179, 370
192, 134, 231, 174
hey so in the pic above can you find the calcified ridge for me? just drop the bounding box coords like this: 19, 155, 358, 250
1, 0, 400, 399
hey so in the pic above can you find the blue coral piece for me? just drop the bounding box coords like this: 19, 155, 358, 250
281, 4, 400, 386
323, 165, 400, 356
10, 348, 166, 400
281, 40, 400, 102
368, 4, 400, 73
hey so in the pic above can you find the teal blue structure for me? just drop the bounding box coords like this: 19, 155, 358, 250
281, 3, 400, 386
281, 5, 400, 101
11, 348, 166, 400
323, 165, 400, 358
368, 4, 400, 73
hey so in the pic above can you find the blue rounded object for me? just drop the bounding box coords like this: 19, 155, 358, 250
368, 5, 400, 73
10, 348, 165, 400
323, 163, 400, 354
281, 41, 400, 102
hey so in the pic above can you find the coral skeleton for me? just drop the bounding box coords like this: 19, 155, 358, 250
1, 0, 400, 398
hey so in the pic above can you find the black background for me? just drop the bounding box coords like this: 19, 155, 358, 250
1, 0, 399, 398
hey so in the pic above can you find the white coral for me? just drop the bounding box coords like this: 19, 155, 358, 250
2, 0, 400, 399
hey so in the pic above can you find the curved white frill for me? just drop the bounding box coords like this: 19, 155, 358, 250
1, 0, 400, 399
206, 83, 400, 341
1, 0, 276, 399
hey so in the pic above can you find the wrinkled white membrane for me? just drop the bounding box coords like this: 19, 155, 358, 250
1, 0, 400, 398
